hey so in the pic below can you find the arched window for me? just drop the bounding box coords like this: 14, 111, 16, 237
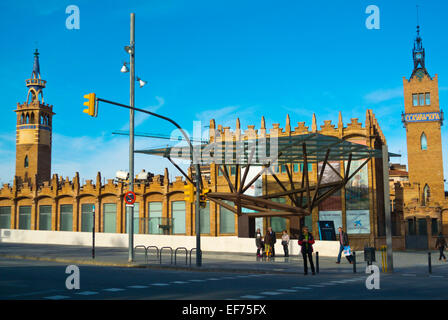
24, 155, 29, 168
21, 114, 24, 124
421, 133, 428, 150
26, 113, 30, 124
423, 184, 430, 206
30, 112, 35, 124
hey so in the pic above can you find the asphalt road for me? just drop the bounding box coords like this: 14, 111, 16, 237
1, 258, 448, 300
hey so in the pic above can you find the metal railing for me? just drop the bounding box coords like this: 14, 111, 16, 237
133, 245, 199, 266
189, 248, 202, 266
134, 245, 148, 263
160, 246, 173, 264
146, 246, 159, 262
174, 247, 188, 265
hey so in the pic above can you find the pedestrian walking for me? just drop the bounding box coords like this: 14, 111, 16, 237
435, 233, 447, 261
336, 227, 353, 264
266, 227, 276, 257
255, 228, 263, 257
298, 226, 315, 275
281, 230, 290, 257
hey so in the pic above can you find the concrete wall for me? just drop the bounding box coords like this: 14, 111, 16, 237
0, 229, 340, 257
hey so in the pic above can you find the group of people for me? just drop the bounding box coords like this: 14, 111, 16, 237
256, 226, 448, 274
255, 226, 355, 275
255, 227, 290, 258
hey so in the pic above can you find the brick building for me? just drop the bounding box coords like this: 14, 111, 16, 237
1, 26, 447, 250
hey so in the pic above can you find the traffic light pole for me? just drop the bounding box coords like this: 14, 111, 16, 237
195, 164, 202, 267
93, 97, 203, 267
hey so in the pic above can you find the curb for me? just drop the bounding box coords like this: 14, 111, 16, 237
0, 254, 307, 275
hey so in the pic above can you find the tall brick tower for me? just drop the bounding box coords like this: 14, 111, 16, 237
402, 26, 445, 205
14, 49, 54, 185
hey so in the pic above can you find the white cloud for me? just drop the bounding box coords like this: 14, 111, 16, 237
121, 96, 165, 131
364, 88, 403, 104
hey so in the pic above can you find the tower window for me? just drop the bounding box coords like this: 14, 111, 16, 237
419, 93, 425, 106
421, 133, 427, 150
425, 93, 430, 105
24, 156, 29, 168
413, 94, 418, 106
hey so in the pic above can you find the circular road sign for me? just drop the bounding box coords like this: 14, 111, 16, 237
125, 191, 136, 205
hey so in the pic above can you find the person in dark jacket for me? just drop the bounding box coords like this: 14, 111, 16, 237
336, 227, 353, 264
255, 228, 264, 257
298, 226, 315, 275
266, 227, 276, 257
435, 233, 447, 261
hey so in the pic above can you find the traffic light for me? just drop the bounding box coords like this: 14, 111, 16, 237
83, 93, 97, 117
199, 188, 211, 208
184, 183, 195, 203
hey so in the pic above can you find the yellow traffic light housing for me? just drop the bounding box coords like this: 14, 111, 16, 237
199, 188, 211, 208
184, 183, 195, 203
83, 93, 97, 117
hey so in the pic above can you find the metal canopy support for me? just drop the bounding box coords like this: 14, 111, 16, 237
136, 131, 397, 237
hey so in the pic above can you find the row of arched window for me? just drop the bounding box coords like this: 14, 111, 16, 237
19, 112, 51, 126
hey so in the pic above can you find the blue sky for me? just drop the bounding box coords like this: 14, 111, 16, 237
1, 0, 447, 186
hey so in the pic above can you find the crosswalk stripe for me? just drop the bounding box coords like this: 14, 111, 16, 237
291, 286, 312, 290
171, 281, 188, 284
150, 283, 169, 286
188, 280, 206, 282
44, 295, 70, 300
75, 291, 98, 295
103, 288, 125, 292
260, 291, 283, 295
127, 285, 149, 289
277, 289, 298, 292
240, 295, 264, 299
307, 284, 325, 287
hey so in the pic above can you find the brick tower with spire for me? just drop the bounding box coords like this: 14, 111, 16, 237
14, 49, 55, 185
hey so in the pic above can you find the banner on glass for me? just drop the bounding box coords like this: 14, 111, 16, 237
346, 210, 370, 234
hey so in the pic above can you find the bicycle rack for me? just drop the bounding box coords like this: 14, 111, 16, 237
160, 246, 173, 264
146, 246, 160, 262
189, 248, 202, 266
134, 245, 148, 264
174, 247, 188, 265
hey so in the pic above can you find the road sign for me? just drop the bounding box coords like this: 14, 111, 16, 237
125, 191, 136, 205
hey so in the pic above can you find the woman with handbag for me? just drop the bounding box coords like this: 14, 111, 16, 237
281, 230, 290, 257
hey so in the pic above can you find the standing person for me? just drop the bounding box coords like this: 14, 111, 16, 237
267, 227, 277, 257
336, 227, 353, 264
281, 230, 290, 257
264, 229, 272, 258
255, 228, 263, 257
298, 226, 315, 275
435, 233, 447, 261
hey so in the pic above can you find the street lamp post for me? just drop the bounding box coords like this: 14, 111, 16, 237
128, 12, 135, 263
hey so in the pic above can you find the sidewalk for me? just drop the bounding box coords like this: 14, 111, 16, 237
0, 242, 446, 275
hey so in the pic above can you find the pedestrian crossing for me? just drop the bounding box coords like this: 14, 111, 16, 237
38, 271, 447, 300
